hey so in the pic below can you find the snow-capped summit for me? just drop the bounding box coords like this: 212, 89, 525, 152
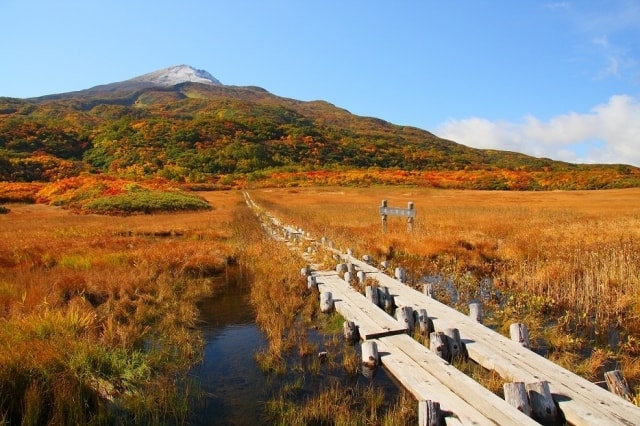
130, 65, 222, 87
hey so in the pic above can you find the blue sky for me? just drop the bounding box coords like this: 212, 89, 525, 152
2, 1, 639, 166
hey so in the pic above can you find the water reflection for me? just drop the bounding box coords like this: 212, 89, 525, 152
188, 285, 402, 425
188, 288, 269, 425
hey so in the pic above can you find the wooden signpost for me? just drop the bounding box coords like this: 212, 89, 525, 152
380, 199, 416, 232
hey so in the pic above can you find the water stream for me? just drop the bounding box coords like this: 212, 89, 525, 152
187, 286, 269, 425
186, 283, 401, 425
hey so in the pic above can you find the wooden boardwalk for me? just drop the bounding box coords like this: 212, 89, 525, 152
245, 192, 640, 425
316, 270, 537, 425
341, 255, 640, 426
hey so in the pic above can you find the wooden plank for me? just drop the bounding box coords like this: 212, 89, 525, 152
314, 271, 537, 425
313, 271, 407, 339
374, 337, 523, 426
380, 334, 538, 425
345, 255, 640, 426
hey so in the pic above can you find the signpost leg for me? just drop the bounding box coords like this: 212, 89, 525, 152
407, 201, 414, 232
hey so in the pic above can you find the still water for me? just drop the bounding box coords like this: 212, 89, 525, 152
186, 284, 402, 425
187, 287, 269, 425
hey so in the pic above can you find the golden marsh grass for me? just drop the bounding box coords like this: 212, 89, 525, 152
250, 187, 640, 401
0, 191, 243, 424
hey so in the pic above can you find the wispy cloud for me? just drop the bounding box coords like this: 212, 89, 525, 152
550, 1, 640, 81
436, 95, 640, 167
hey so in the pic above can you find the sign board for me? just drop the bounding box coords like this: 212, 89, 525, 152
380, 200, 416, 232
379, 206, 416, 218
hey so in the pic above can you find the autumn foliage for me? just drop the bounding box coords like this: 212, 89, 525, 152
1, 84, 639, 190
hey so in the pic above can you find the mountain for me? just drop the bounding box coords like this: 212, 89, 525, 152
0, 65, 639, 190
129, 65, 222, 87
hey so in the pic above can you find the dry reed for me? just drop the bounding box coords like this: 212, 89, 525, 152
250, 187, 640, 401
0, 191, 242, 423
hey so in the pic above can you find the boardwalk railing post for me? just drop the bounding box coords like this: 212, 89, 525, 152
361, 341, 379, 378
343, 271, 353, 285
418, 400, 441, 426
605, 370, 632, 401
357, 270, 366, 284
525, 381, 558, 425
510, 323, 530, 348
504, 382, 532, 417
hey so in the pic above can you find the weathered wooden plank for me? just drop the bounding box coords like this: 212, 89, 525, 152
345, 255, 640, 426
374, 337, 530, 426
314, 271, 406, 339
381, 334, 538, 425
315, 272, 537, 425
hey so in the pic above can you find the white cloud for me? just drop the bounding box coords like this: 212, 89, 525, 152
436, 95, 640, 167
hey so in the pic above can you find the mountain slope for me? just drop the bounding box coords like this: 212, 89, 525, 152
0, 66, 639, 190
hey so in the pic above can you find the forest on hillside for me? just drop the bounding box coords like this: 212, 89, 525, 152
1, 84, 639, 190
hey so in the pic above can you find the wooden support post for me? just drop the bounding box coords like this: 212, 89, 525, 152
444, 327, 466, 360
423, 282, 434, 298
343, 320, 360, 344
525, 381, 558, 425
380, 286, 395, 312
407, 201, 415, 232
300, 265, 311, 276
510, 323, 530, 348
469, 301, 482, 323
430, 331, 451, 362
605, 370, 632, 401
365, 286, 379, 306
381, 200, 388, 233
336, 263, 347, 274
417, 308, 431, 335
396, 306, 414, 333
504, 382, 532, 417
357, 270, 366, 284
418, 400, 441, 426
362, 254, 372, 264
307, 275, 317, 290
343, 271, 352, 285
347, 262, 356, 275
394, 267, 406, 283
361, 341, 379, 378
320, 291, 334, 313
